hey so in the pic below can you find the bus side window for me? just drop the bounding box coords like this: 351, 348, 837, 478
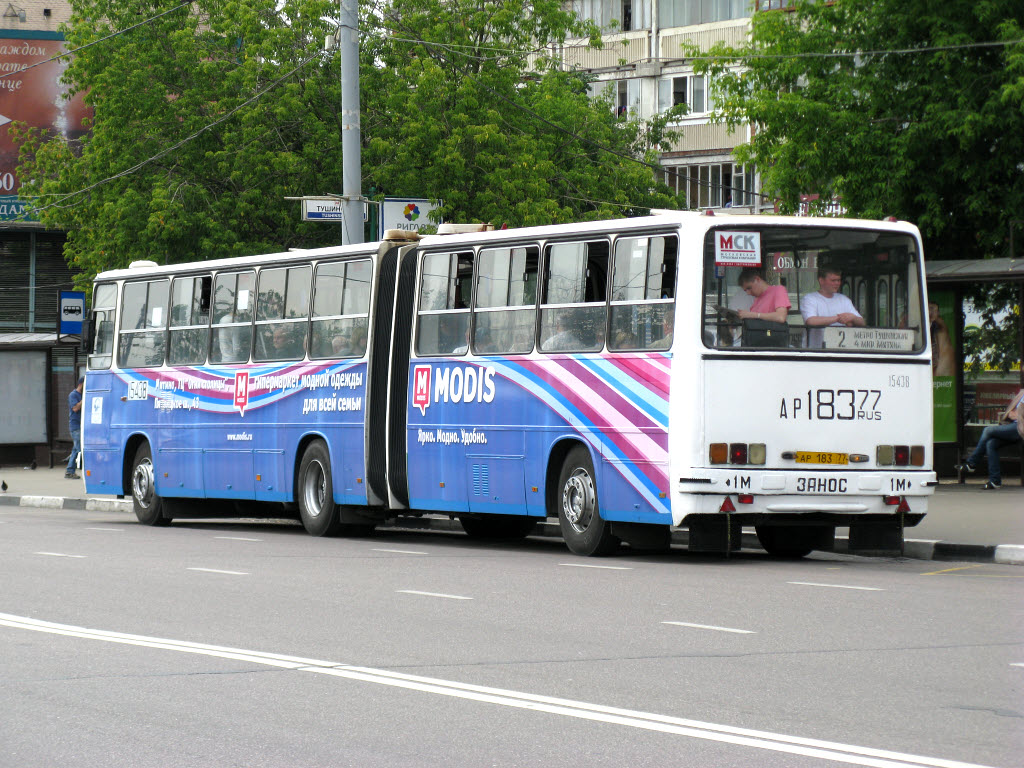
540, 240, 607, 353
88, 283, 117, 370
254, 265, 311, 362
474, 245, 537, 355
117, 279, 169, 369
416, 251, 473, 356
609, 235, 676, 351
168, 275, 211, 366
210, 271, 255, 364
311, 259, 371, 358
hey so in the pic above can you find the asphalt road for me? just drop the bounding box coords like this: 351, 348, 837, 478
1, 505, 1021, 768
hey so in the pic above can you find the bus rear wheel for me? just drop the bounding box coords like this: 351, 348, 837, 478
458, 514, 537, 540
298, 440, 341, 537
556, 446, 619, 556
131, 442, 170, 526
755, 526, 816, 558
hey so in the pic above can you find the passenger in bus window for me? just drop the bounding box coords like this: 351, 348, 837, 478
272, 325, 302, 359
735, 269, 790, 323
800, 267, 865, 348
650, 307, 674, 350
543, 312, 582, 352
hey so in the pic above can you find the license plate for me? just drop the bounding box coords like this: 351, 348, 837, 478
794, 452, 848, 465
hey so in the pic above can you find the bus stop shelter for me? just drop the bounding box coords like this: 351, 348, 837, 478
925, 258, 1024, 483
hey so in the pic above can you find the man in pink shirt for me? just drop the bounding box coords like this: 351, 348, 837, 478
736, 269, 791, 323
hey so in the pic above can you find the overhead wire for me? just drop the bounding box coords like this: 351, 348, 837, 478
0, 1, 195, 82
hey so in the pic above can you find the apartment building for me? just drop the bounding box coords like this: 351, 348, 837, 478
564, 0, 761, 211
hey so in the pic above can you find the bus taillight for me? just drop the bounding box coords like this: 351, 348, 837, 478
877, 445, 925, 466
729, 443, 747, 464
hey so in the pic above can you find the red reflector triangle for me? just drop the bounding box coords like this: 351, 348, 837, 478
719, 497, 736, 513
897, 497, 910, 514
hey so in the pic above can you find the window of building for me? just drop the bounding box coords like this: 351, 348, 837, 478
168, 275, 211, 366
310, 259, 372, 359
661, 0, 749, 27
661, 163, 756, 209
658, 74, 710, 116
616, 78, 641, 117
117, 279, 169, 369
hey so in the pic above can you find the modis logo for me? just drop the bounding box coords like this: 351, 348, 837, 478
412, 364, 496, 416
234, 372, 250, 416
412, 365, 432, 416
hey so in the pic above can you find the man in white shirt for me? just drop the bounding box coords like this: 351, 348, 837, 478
800, 267, 865, 348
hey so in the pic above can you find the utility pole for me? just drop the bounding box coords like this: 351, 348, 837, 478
340, 0, 363, 244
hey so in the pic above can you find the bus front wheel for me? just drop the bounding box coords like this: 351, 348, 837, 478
298, 440, 341, 537
131, 442, 170, 526
556, 446, 619, 556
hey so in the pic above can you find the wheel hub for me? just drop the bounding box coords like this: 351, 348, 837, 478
562, 469, 595, 534
302, 460, 326, 518
132, 458, 154, 510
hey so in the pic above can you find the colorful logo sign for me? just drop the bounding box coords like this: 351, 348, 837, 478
233, 372, 250, 416
403, 203, 420, 222
412, 365, 432, 416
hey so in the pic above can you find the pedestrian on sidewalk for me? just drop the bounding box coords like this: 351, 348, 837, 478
66, 376, 84, 479
956, 388, 1024, 489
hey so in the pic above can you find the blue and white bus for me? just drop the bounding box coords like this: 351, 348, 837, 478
83, 211, 936, 557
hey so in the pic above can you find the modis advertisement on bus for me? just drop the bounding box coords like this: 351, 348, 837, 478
412, 364, 496, 416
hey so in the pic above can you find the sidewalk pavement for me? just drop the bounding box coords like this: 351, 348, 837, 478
1, 465, 1021, 564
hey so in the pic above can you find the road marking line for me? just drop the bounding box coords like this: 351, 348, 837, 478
0, 612, 997, 768
1011, 663, 1024, 668
920, 565, 983, 576
215, 536, 263, 542
187, 567, 248, 575
787, 582, 883, 591
396, 590, 472, 600
661, 622, 755, 634
85, 527, 124, 532
34, 552, 85, 558
373, 548, 429, 555
558, 563, 633, 570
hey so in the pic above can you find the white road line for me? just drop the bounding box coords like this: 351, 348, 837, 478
396, 590, 472, 600
558, 563, 633, 570
1011, 663, 1024, 668
34, 552, 86, 558
661, 622, 756, 634
787, 582, 884, 592
85, 527, 124, 531
214, 536, 263, 542
373, 548, 429, 555
0, 612, 996, 768
187, 567, 248, 575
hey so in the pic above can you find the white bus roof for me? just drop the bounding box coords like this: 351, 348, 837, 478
93, 211, 920, 282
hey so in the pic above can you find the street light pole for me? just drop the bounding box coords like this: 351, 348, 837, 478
340, 0, 363, 244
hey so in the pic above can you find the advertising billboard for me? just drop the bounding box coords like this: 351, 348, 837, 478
0, 31, 91, 221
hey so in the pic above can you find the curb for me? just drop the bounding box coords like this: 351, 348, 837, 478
2, 493, 1020, 565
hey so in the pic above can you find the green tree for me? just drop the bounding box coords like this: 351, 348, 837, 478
691, 0, 1024, 264
15, 0, 676, 287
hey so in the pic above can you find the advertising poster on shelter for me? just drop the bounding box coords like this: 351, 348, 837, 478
930, 289, 957, 443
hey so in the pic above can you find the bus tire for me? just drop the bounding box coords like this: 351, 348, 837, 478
458, 514, 537, 540
755, 526, 815, 558
297, 440, 341, 537
556, 446, 619, 556
131, 442, 170, 527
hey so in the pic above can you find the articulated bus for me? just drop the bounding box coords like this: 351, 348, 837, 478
83, 211, 936, 557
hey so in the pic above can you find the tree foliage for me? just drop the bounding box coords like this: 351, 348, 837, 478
691, 0, 1024, 264
15, 0, 675, 286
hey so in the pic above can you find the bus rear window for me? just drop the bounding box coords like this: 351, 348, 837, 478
701, 226, 924, 354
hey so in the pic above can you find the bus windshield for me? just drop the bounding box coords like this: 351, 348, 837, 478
702, 225, 924, 353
